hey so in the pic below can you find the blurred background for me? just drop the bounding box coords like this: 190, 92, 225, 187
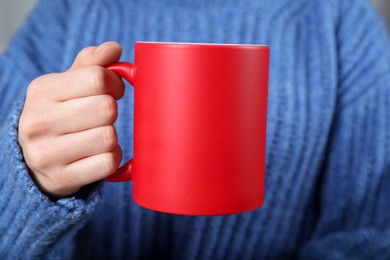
0, 0, 390, 52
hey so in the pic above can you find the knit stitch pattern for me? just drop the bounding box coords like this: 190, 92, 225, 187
0, 0, 389, 259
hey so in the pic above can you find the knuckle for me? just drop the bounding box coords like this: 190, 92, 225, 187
27, 78, 39, 91
18, 117, 33, 140
26, 74, 55, 97
29, 152, 49, 170
73, 46, 95, 67
19, 115, 47, 140
102, 126, 118, 151
78, 46, 95, 58
28, 75, 46, 90
92, 66, 108, 94
26, 78, 43, 97
99, 95, 118, 123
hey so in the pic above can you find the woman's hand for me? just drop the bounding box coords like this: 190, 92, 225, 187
18, 42, 125, 198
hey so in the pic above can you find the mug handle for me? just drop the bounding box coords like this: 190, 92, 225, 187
104, 62, 136, 182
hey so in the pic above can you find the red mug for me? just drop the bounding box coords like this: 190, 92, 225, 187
105, 42, 269, 216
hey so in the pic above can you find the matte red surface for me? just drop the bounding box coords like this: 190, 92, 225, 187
105, 42, 269, 216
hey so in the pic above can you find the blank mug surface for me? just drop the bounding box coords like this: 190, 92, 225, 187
106, 42, 270, 216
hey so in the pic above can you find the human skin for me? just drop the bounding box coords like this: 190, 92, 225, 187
18, 42, 125, 198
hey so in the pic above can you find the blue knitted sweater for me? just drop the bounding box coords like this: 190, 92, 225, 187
1, 0, 389, 259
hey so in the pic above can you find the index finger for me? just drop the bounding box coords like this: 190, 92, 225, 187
69, 42, 122, 71
50, 65, 125, 101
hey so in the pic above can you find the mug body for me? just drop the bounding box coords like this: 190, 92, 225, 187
132, 42, 269, 215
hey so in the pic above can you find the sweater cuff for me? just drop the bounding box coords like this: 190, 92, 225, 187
0, 98, 103, 256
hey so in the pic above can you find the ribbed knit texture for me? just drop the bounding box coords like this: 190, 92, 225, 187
0, 0, 389, 259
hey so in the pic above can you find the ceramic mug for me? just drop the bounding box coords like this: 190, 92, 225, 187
105, 42, 269, 216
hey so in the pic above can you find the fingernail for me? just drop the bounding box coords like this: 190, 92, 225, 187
95, 42, 112, 53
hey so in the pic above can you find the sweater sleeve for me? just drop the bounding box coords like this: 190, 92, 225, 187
0, 1, 102, 258
299, 1, 390, 259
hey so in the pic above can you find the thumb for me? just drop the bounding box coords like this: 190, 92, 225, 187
69, 41, 122, 71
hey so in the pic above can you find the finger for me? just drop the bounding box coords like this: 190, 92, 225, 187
64, 145, 122, 186
48, 125, 118, 164
69, 42, 122, 71
49, 65, 124, 101
53, 94, 118, 134
70, 46, 97, 70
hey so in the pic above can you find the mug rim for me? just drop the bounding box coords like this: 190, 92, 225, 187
136, 41, 269, 48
